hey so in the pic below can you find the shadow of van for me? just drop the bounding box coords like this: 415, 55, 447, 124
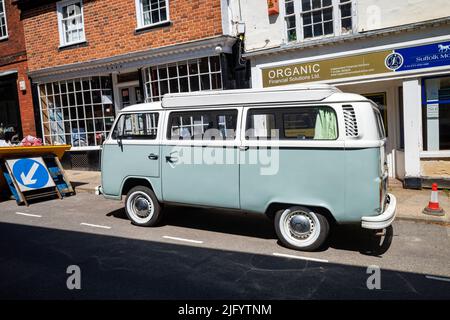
106, 205, 394, 256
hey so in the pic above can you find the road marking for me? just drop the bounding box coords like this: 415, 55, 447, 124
80, 223, 111, 229
15, 212, 42, 218
426, 275, 450, 283
273, 252, 329, 263
163, 236, 203, 244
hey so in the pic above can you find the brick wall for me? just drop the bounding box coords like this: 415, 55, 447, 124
0, 0, 27, 59
0, 0, 36, 137
22, 0, 224, 72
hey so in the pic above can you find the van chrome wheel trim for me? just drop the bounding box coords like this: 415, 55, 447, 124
126, 191, 155, 223
280, 209, 321, 247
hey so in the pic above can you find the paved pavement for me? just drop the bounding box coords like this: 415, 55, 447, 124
0, 192, 449, 299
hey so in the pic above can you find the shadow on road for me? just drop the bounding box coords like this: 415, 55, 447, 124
106, 205, 394, 255
0, 222, 447, 299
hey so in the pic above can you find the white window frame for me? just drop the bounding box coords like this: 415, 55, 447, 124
143, 56, 223, 102
135, 0, 170, 30
57, 0, 86, 48
282, 0, 357, 43
0, 0, 8, 40
38, 76, 115, 150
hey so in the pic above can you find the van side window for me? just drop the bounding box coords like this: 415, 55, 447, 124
247, 113, 277, 139
246, 107, 338, 140
168, 110, 238, 140
111, 113, 159, 140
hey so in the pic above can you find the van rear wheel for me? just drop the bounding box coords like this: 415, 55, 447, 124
275, 206, 329, 251
125, 186, 161, 227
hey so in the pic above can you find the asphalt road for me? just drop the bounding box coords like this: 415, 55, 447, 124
0, 192, 449, 299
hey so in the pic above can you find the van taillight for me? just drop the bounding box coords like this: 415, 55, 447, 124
379, 178, 387, 212
380, 182, 383, 211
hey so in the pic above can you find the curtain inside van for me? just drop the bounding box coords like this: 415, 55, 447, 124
314, 107, 337, 140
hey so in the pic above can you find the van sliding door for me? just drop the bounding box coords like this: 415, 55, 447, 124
161, 108, 241, 209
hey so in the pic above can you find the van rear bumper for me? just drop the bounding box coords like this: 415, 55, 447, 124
361, 193, 397, 230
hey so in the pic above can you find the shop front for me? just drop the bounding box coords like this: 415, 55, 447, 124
30, 36, 239, 170
0, 71, 22, 144
248, 31, 450, 188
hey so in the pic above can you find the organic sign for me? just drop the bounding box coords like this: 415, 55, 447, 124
262, 41, 450, 88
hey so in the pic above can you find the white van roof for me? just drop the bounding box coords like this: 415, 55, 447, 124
120, 85, 372, 113
162, 84, 342, 108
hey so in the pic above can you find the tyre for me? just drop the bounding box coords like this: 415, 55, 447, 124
125, 186, 162, 227
275, 206, 330, 251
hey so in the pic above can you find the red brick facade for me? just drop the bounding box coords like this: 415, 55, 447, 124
0, 0, 36, 136
21, 0, 224, 72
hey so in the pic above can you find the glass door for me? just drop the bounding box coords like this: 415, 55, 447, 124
120, 86, 144, 109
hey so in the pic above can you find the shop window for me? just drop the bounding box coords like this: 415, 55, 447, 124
57, 0, 85, 47
246, 107, 338, 140
38, 76, 114, 148
284, 0, 354, 42
144, 56, 222, 102
0, 76, 22, 142
422, 76, 450, 151
0, 0, 8, 39
136, 0, 169, 29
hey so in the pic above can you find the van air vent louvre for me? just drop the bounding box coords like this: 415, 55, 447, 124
343, 105, 358, 137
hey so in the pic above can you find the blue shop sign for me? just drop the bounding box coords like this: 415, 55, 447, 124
392, 42, 450, 72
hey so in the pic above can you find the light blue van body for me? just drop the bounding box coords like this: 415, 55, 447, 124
100, 86, 393, 227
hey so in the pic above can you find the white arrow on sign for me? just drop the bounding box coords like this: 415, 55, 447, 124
20, 163, 40, 186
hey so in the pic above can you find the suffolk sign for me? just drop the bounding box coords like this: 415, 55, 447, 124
262, 41, 450, 88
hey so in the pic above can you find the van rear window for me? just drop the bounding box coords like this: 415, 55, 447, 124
246, 106, 338, 140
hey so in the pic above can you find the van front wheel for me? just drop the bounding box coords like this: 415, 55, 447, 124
125, 186, 161, 227
275, 206, 329, 251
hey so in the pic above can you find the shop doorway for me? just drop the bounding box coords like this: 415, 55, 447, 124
363, 92, 388, 137
119, 86, 144, 108
0, 74, 22, 143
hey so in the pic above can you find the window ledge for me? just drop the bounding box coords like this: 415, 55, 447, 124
0, 36, 8, 42
70, 146, 102, 151
420, 151, 450, 159
58, 40, 88, 51
135, 21, 172, 34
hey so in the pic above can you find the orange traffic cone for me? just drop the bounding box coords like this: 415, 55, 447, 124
423, 183, 445, 216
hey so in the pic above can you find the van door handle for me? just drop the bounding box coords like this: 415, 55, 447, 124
239, 146, 249, 151
148, 153, 159, 160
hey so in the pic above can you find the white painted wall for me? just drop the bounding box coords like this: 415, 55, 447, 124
236, 0, 450, 53
358, 0, 450, 32
402, 79, 423, 179
237, 0, 285, 51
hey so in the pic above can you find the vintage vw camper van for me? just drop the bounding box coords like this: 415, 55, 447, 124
100, 85, 396, 251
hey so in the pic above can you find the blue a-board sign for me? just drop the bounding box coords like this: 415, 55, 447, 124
387, 41, 450, 72
6, 157, 56, 192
